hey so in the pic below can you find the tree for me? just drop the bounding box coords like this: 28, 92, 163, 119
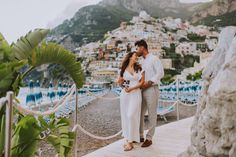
187, 33, 206, 42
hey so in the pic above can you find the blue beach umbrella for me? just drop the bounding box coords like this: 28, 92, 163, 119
57, 81, 63, 98
62, 82, 68, 96
47, 81, 56, 101
183, 83, 189, 92
26, 80, 36, 107
35, 80, 43, 104
171, 85, 176, 92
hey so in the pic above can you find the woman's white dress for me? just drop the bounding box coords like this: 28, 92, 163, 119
120, 70, 143, 142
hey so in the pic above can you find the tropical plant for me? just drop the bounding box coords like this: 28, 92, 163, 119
0, 29, 84, 157
38, 115, 75, 157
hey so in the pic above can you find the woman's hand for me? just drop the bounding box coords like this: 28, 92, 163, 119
125, 87, 133, 93
141, 81, 153, 89
117, 77, 124, 86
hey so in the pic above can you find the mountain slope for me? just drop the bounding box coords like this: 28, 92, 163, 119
50, 0, 199, 48
191, 0, 236, 24
50, 4, 136, 48
195, 10, 236, 27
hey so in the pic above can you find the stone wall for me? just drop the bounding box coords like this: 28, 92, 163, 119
179, 26, 236, 157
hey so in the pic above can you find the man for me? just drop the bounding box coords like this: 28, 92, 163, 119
135, 39, 164, 147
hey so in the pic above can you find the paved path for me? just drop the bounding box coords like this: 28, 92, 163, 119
82, 117, 193, 157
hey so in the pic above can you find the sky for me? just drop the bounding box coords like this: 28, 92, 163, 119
0, 0, 212, 43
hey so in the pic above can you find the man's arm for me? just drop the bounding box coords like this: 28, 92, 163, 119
149, 57, 164, 85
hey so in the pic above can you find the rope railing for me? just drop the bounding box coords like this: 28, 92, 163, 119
30, 84, 76, 110
178, 101, 198, 107
72, 124, 122, 140
13, 85, 76, 116
86, 90, 120, 100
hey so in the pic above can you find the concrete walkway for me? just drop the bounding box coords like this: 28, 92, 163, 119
82, 117, 193, 157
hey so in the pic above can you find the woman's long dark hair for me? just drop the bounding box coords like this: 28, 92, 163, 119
120, 52, 142, 77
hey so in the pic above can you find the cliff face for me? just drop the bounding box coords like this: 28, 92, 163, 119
192, 0, 236, 23
179, 26, 236, 157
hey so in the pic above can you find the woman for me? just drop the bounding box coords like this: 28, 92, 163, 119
118, 52, 145, 151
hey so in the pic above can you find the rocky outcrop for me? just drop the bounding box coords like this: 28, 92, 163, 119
192, 0, 236, 23
178, 26, 236, 157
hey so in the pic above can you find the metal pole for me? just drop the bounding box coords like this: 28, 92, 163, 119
176, 78, 180, 121
74, 87, 79, 157
5, 92, 13, 157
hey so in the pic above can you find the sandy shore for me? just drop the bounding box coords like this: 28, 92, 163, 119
39, 91, 197, 157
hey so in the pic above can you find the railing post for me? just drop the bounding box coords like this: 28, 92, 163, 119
176, 78, 180, 121
5, 92, 13, 157
74, 87, 78, 157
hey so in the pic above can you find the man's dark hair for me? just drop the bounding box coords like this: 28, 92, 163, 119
135, 39, 148, 49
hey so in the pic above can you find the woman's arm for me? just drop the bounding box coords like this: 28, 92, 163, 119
125, 72, 145, 92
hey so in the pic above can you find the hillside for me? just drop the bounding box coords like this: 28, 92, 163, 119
50, 4, 136, 49
195, 10, 236, 27
191, 0, 236, 24
50, 0, 198, 49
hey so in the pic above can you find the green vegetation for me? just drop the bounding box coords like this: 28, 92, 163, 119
161, 43, 200, 83
161, 69, 179, 85
195, 10, 236, 27
186, 70, 202, 81
179, 37, 189, 43
0, 29, 84, 157
162, 44, 199, 72
187, 33, 206, 42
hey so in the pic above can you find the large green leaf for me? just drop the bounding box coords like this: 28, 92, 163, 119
0, 61, 26, 97
0, 105, 6, 157
11, 116, 42, 157
39, 116, 75, 157
11, 29, 49, 61
0, 33, 13, 62
31, 42, 84, 88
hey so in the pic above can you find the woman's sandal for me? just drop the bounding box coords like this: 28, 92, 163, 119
124, 144, 134, 151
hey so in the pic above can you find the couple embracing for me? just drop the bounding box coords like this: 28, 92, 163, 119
118, 40, 164, 151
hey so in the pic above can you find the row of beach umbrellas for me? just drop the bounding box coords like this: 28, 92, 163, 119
26, 80, 105, 108
26, 80, 71, 107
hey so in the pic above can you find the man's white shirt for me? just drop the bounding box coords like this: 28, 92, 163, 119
139, 53, 164, 85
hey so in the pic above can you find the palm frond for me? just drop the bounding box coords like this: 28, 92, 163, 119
31, 42, 84, 88
11, 29, 49, 61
